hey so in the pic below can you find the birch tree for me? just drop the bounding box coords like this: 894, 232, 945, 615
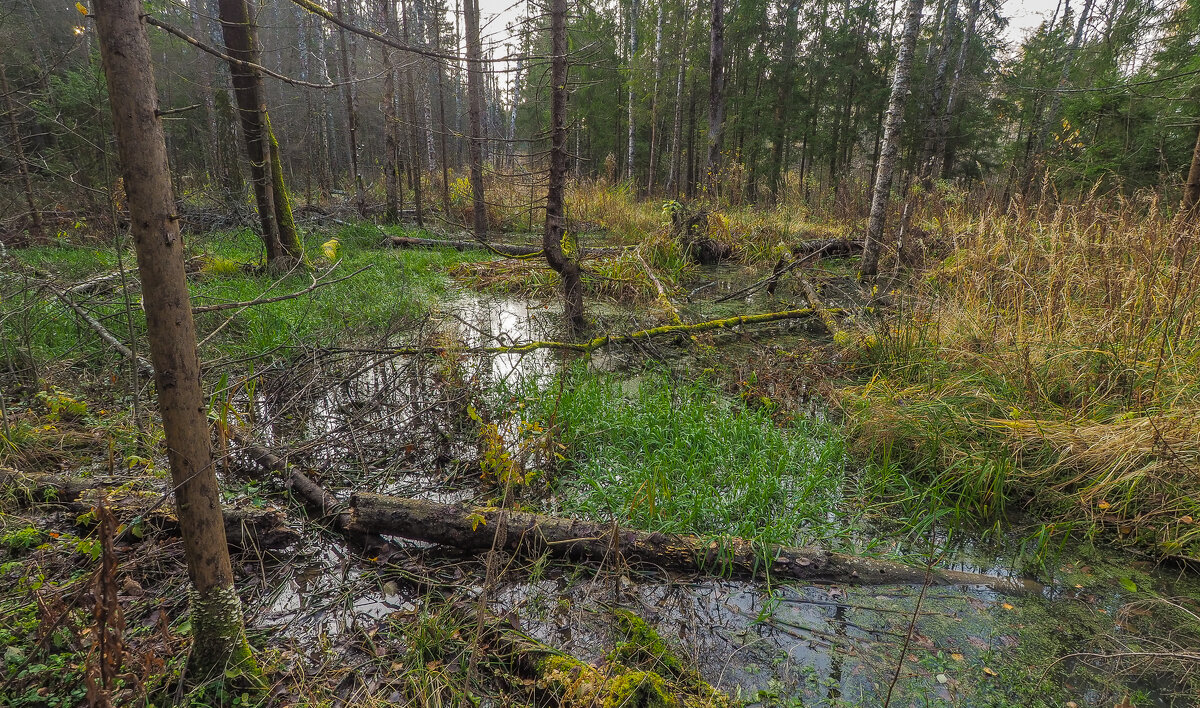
860, 0, 925, 278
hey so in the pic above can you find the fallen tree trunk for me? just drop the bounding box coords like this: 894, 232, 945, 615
224, 425, 390, 552
0, 469, 297, 550
791, 237, 862, 257
349, 494, 1042, 593
387, 235, 629, 258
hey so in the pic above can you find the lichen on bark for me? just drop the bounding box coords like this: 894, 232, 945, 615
188, 585, 263, 687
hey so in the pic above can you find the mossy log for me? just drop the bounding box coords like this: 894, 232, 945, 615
0, 469, 298, 550
349, 494, 1042, 593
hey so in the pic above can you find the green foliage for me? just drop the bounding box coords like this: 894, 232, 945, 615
521, 368, 849, 546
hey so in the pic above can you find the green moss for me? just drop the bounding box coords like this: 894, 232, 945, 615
602, 671, 674, 708
610, 609, 686, 677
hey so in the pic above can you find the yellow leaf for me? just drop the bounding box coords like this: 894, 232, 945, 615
983, 667, 998, 677
1001, 602, 1014, 611
950, 652, 964, 662
76, 1, 89, 15
321, 237, 340, 260
1097, 501, 1111, 510
468, 512, 487, 531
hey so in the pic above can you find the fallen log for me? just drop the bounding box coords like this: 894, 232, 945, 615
791, 237, 862, 257
224, 425, 390, 552
386, 235, 629, 258
348, 494, 1043, 593
0, 469, 298, 550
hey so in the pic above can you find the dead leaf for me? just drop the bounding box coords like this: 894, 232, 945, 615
982, 667, 998, 677
950, 652, 964, 662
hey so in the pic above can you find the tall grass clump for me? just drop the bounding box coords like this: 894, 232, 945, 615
840, 196, 1200, 557
528, 369, 850, 546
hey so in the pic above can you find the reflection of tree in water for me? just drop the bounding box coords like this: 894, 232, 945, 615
827, 602, 846, 702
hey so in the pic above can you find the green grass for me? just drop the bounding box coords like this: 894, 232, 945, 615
1, 222, 489, 368
523, 369, 850, 547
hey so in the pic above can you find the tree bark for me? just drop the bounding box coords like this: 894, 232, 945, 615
932, 0, 980, 179
768, 1, 801, 202
626, 0, 640, 182
401, 0, 425, 227
705, 0, 725, 194
379, 0, 401, 222
0, 64, 43, 241
544, 0, 584, 331
1182, 123, 1200, 217
463, 0, 488, 240
218, 0, 304, 265
665, 1, 690, 197
918, 0, 958, 188
645, 6, 664, 192
433, 13, 452, 215
91, 0, 257, 681
335, 0, 367, 214
348, 494, 1041, 592
860, 0, 925, 279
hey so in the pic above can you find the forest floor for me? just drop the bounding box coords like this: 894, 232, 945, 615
2, 191, 1199, 707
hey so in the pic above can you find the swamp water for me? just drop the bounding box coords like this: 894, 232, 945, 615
234, 288, 1198, 706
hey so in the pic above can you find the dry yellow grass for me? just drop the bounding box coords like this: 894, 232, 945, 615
840, 195, 1200, 557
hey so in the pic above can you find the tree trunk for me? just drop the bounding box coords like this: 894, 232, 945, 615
463, 0, 488, 239
378, 0, 400, 222
918, 0, 958, 188
218, 0, 304, 265
91, 0, 257, 682
544, 0, 584, 331
645, 6, 664, 192
860, 0, 925, 279
335, 0, 366, 214
0, 64, 43, 241
933, 0, 980, 179
705, 0, 725, 194
401, 0, 425, 227
434, 12, 452, 215
348, 494, 1040, 592
508, 57, 523, 166
768, 1, 801, 202
1184, 124, 1200, 217
626, 0, 640, 182
665, 1, 689, 197
1036, 0, 1095, 156
188, 0, 223, 192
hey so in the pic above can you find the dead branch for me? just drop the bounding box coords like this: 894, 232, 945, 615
192, 264, 370, 313
50, 287, 154, 377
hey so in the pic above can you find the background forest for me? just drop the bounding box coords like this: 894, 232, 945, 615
3, 0, 1199, 231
